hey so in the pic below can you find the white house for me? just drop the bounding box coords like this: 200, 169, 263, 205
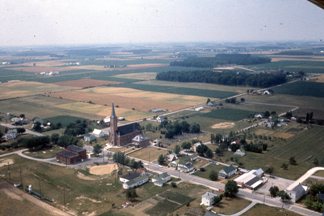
286, 183, 307, 203
178, 162, 194, 173
195, 106, 204, 112
201, 192, 218, 206
103, 116, 110, 124
193, 142, 202, 152
92, 129, 107, 138
156, 116, 167, 123
122, 174, 149, 189
152, 172, 171, 187
167, 153, 178, 162
234, 149, 246, 157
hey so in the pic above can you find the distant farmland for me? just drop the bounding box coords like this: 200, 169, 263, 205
273, 81, 324, 98
200, 108, 254, 121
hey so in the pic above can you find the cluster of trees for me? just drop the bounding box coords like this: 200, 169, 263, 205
156, 70, 287, 88
243, 143, 268, 153
269, 186, 291, 202
196, 144, 213, 158
64, 120, 89, 136
305, 183, 324, 212
160, 120, 200, 139
113, 152, 144, 169
170, 54, 271, 68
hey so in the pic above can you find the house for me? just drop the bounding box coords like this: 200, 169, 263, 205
120, 172, 149, 189
56, 145, 87, 164
103, 116, 110, 124
84, 133, 96, 142
152, 172, 171, 187
218, 165, 237, 179
195, 106, 204, 112
234, 149, 245, 157
254, 114, 263, 119
92, 129, 107, 138
2, 129, 17, 141
201, 192, 218, 206
286, 183, 307, 203
178, 161, 194, 173
132, 134, 150, 148
234, 169, 266, 190
167, 153, 178, 162
262, 90, 271, 95
156, 116, 167, 123
152, 139, 160, 146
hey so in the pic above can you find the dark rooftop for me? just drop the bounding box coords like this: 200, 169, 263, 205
118, 123, 140, 136
245, 176, 261, 187
222, 165, 237, 174
57, 150, 79, 158
121, 172, 141, 180
66, 145, 85, 153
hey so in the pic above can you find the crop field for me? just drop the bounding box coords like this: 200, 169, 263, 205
54, 78, 119, 88
270, 55, 324, 62
0, 81, 75, 100
136, 79, 250, 93
51, 87, 206, 113
254, 128, 295, 139
118, 83, 236, 99
200, 108, 254, 121
127, 147, 168, 162
273, 81, 324, 98
113, 72, 157, 80
243, 204, 300, 216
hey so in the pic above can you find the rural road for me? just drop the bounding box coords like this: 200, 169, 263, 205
287, 167, 324, 191
0, 122, 44, 137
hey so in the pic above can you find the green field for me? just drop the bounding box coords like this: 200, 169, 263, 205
273, 81, 324, 98
45, 115, 87, 127
194, 163, 224, 179
250, 60, 324, 73
118, 83, 236, 99
159, 191, 193, 205
201, 108, 254, 121
243, 204, 300, 216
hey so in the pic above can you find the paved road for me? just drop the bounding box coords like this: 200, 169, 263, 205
0, 122, 44, 137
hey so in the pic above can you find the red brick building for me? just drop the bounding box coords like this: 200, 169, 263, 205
56, 145, 87, 164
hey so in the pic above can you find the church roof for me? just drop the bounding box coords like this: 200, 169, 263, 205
118, 123, 140, 136
111, 103, 117, 118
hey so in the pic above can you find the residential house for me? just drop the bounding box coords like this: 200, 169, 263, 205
92, 129, 107, 138
178, 161, 194, 173
120, 172, 149, 189
156, 116, 167, 123
286, 183, 307, 203
132, 134, 150, 148
218, 165, 237, 179
152, 172, 171, 187
234, 149, 245, 157
201, 192, 218, 206
119, 172, 141, 183
84, 133, 96, 142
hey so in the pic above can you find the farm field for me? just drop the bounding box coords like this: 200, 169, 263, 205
314, 171, 324, 177
242, 204, 301, 216
273, 81, 324, 98
200, 108, 254, 121
269, 55, 324, 62
0, 80, 76, 100
113, 72, 157, 80
136, 79, 250, 93
127, 147, 168, 162
51, 86, 206, 113
54, 78, 119, 88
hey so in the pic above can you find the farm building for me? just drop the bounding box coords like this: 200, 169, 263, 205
2, 129, 17, 141
56, 145, 87, 165
234, 168, 266, 190
120, 171, 149, 189
109, 103, 141, 146
152, 172, 171, 187
201, 192, 218, 207
218, 165, 237, 179
132, 134, 150, 148
286, 183, 308, 203
156, 116, 167, 123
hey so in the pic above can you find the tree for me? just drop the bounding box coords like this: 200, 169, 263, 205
16, 128, 26, 133
265, 166, 274, 175
269, 186, 279, 197
181, 141, 192, 150
33, 122, 42, 132
190, 123, 200, 133
57, 135, 78, 147
289, 157, 297, 165
277, 190, 291, 202
213, 194, 223, 206
93, 144, 102, 156
113, 152, 128, 165
206, 98, 211, 104
224, 180, 238, 197
51, 133, 60, 144
126, 188, 138, 201
209, 170, 218, 181
240, 98, 245, 103
281, 163, 288, 170
205, 148, 214, 158
313, 158, 319, 166
174, 145, 181, 156
158, 154, 165, 165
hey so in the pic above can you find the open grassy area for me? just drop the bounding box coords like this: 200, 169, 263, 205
212, 197, 251, 215
200, 108, 254, 121
145, 199, 180, 216
23, 146, 64, 159
45, 115, 87, 127
273, 81, 324, 98
127, 147, 169, 162
314, 171, 324, 177
194, 163, 224, 180
242, 204, 301, 216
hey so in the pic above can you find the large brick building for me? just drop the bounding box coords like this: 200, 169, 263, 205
56, 145, 87, 165
109, 103, 141, 146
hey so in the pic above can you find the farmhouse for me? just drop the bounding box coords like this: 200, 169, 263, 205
218, 165, 237, 179
152, 172, 171, 187
109, 103, 141, 146
132, 134, 150, 148
234, 168, 265, 190
156, 116, 167, 123
178, 161, 194, 173
56, 145, 87, 165
286, 183, 308, 203
201, 192, 218, 207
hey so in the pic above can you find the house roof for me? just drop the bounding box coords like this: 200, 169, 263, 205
132, 134, 148, 142
118, 123, 140, 136
66, 145, 85, 153
287, 183, 306, 194
202, 192, 217, 200
245, 176, 261, 187
222, 165, 237, 174
93, 129, 103, 135
125, 174, 148, 186
121, 172, 141, 181
254, 168, 264, 176
57, 150, 79, 159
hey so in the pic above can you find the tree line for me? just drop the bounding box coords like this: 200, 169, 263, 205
170, 54, 271, 68
156, 70, 287, 88
160, 120, 200, 139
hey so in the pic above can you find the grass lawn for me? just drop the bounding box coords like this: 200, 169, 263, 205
159, 191, 193, 205
242, 204, 301, 216
45, 115, 87, 127
273, 81, 324, 98
127, 147, 168, 162
23, 146, 64, 159
314, 170, 324, 177
200, 108, 254, 121
212, 197, 251, 215
145, 199, 180, 216
194, 164, 224, 180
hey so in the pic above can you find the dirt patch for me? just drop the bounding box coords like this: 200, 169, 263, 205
76, 172, 97, 181
312, 74, 324, 83
0, 159, 14, 168
76, 196, 102, 203
88, 163, 118, 175
272, 132, 294, 139
54, 79, 119, 88
211, 122, 235, 129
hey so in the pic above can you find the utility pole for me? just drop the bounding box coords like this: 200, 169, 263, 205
19, 166, 23, 187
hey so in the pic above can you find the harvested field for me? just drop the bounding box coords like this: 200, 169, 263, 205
0, 159, 14, 168
126, 63, 168, 69
88, 163, 118, 175
15, 60, 66, 67
211, 122, 235, 129
128, 147, 168, 162
54, 78, 119, 88
114, 72, 157, 80
254, 129, 295, 139
312, 74, 324, 83
51, 87, 205, 113
10, 66, 68, 73
0, 80, 75, 100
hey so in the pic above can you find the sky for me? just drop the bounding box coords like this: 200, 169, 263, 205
0, 0, 324, 46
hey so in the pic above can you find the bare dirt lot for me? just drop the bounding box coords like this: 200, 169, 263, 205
54, 78, 119, 88
0, 159, 14, 168
88, 163, 118, 175
211, 122, 235, 129
312, 74, 324, 83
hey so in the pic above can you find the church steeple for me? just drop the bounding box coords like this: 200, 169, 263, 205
111, 103, 117, 118
110, 103, 118, 145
